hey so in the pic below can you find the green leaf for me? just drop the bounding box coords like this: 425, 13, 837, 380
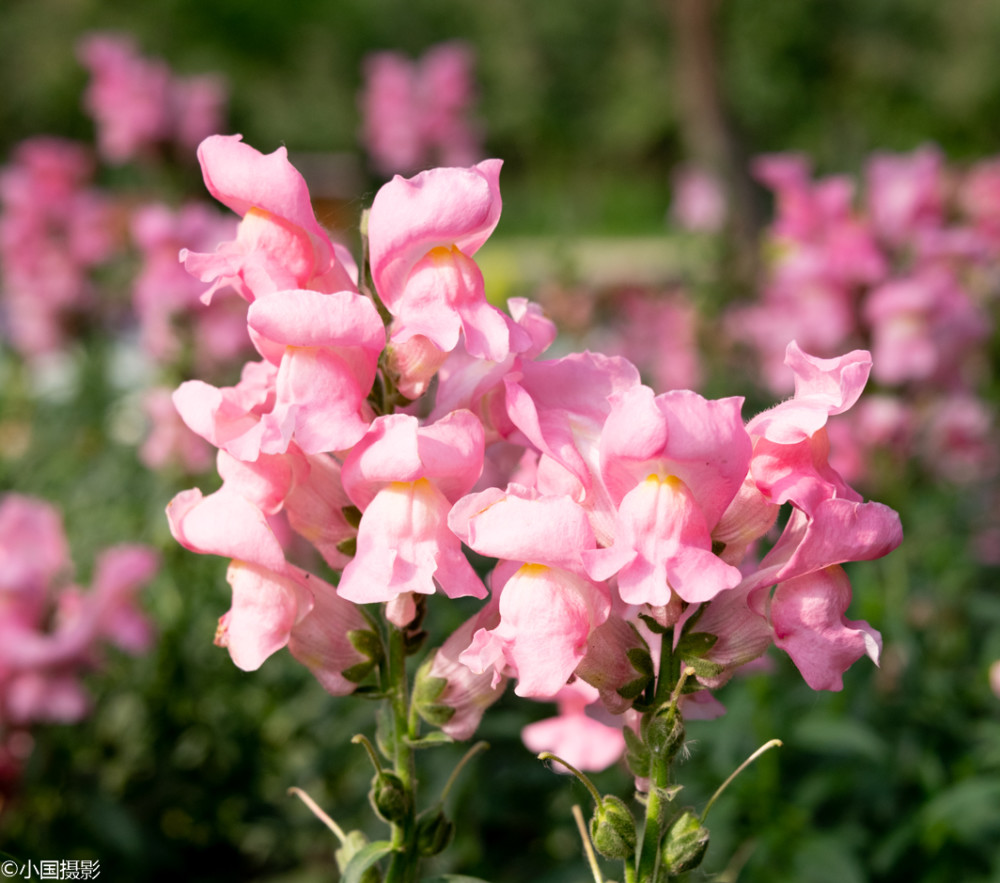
342, 660, 378, 683
342, 840, 395, 883
405, 731, 456, 748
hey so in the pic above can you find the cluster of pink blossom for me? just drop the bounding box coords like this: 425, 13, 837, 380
0, 493, 157, 797
1, 34, 245, 473
725, 147, 998, 490
359, 41, 483, 176
167, 135, 902, 773
78, 32, 228, 165
0, 137, 119, 359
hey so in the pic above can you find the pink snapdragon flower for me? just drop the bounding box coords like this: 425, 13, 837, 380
337, 410, 486, 605
166, 485, 371, 693
451, 488, 610, 698
521, 681, 628, 772
415, 602, 507, 741
585, 387, 750, 607
180, 134, 358, 306
367, 159, 518, 362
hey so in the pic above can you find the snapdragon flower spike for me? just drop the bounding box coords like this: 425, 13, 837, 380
181, 134, 357, 304
450, 487, 610, 698
367, 159, 518, 361
336, 410, 486, 605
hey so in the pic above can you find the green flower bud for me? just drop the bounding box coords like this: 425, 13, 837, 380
415, 807, 455, 857
645, 709, 685, 763
370, 772, 411, 824
661, 810, 710, 875
589, 795, 637, 860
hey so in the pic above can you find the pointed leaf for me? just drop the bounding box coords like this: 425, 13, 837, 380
342, 840, 395, 883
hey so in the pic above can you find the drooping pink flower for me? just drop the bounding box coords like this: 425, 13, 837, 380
521, 680, 627, 772
166, 485, 371, 690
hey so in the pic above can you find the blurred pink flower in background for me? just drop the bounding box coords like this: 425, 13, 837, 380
0, 494, 157, 791
78, 32, 227, 164
360, 41, 483, 175
671, 165, 727, 232
0, 137, 119, 358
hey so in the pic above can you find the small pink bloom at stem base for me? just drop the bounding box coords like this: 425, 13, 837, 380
521, 681, 627, 773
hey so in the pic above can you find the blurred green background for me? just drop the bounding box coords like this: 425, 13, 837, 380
2, 1, 1000, 881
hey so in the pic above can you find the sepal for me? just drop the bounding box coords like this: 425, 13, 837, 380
589, 794, 637, 860
661, 809, 710, 875
416, 806, 455, 857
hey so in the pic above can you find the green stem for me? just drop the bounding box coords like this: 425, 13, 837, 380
635, 630, 684, 882
385, 623, 419, 883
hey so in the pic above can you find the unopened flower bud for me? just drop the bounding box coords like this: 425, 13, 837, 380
661, 809, 710, 875
415, 806, 455, 857
370, 771, 411, 824
645, 708, 685, 763
589, 794, 637, 860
